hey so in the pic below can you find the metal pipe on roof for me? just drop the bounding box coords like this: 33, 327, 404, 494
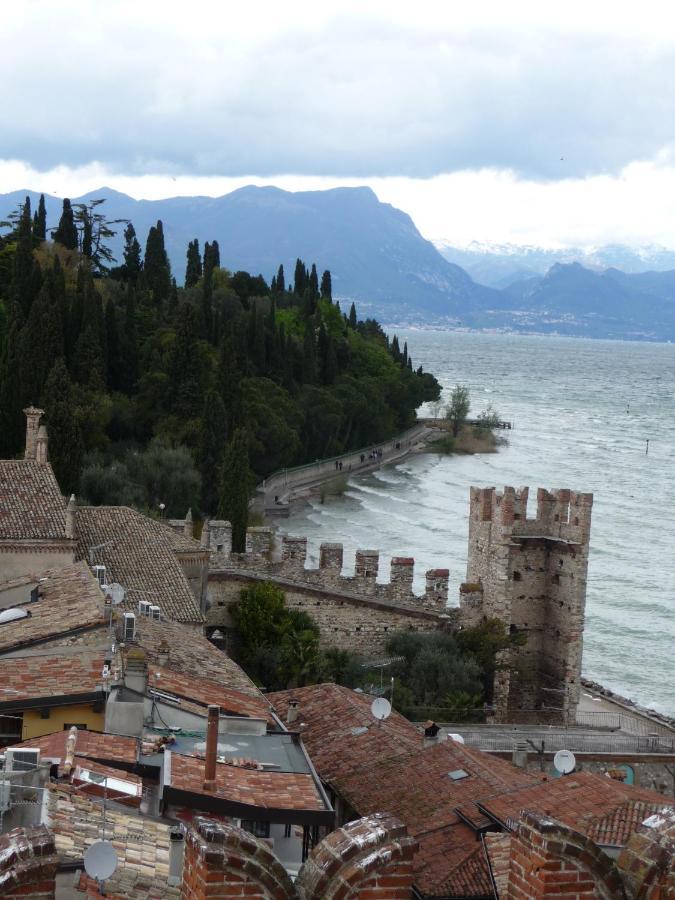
203, 704, 219, 791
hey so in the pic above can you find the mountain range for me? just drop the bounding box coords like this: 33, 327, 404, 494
2, 186, 675, 340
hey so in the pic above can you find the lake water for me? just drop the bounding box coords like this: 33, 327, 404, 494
282, 331, 675, 715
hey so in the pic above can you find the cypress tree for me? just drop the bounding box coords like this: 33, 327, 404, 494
33, 194, 47, 241
122, 223, 142, 283
20, 267, 66, 404
119, 289, 139, 393
144, 220, 171, 302
219, 427, 253, 553
276, 264, 285, 293
217, 333, 243, 434
294, 259, 307, 296
320, 269, 332, 301
348, 302, 357, 329
309, 264, 319, 303
13, 198, 36, 317
185, 239, 202, 287
43, 358, 83, 494
168, 303, 202, 415
105, 299, 122, 390
402, 341, 409, 367
302, 321, 317, 383
53, 199, 78, 250
391, 335, 401, 362
198, 389, 227, 515
0, 305, 25, 456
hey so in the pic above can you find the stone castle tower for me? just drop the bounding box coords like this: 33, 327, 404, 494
460, 486, 593, 724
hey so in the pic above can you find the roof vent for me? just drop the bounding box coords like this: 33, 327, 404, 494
138, 600, 150, 616
0, 608, 31, 624
448, 769, 470, 781
149, 605, 161, 621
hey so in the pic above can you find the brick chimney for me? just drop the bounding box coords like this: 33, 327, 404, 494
203, 705, 220, 792
23, 406, 44, 460
184, 508, 193, 539
65, 494, 76, 539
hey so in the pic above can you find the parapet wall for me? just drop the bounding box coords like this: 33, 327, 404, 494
469, 486, 593, 543
202, 520, 451, 613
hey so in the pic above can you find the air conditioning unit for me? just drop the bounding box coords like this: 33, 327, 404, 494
93, 565, 107, 587
138, 600, 150, 616
149, 605, 161, 621
4, 748, 40, 773
123, 612, 136, 641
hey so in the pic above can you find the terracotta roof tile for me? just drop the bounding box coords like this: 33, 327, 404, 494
477, 770, 669, 844
0, 562, 105, 653
0, 460, 67, 540
168, 752, 327, 812
133, 615, 261, 699
0, 650, 106, 704
148, 665, 274, 724
11, 728, 138, 770
76, 506, 204, 624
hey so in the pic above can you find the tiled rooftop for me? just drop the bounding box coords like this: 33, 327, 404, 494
167, 751, 328, 812
269, 684, 539, 897
134, 615, 261, 699
477, 771, 669, 845
148, 665, 274, 723
0, 459, 67, 540
76, 506, 204, 624
0, 649, 106, 704
0, 562, 105, 654
11, 728, 138, 770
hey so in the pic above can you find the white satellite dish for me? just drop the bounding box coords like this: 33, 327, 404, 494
84, 840, 118, 881
553, 749, 576, 775
448, 733, 465, 744
109, 583, 125, 606
370, 697, 392, 721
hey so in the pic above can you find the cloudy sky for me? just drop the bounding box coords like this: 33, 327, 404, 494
3, 1, 675, 248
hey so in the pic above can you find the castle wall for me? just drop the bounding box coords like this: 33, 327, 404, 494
207, 572, 454, 654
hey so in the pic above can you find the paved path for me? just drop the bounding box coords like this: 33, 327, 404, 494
258, 420, 443, 513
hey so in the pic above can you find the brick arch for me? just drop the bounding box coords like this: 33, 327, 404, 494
295, 812, 418, 900
617, 807, 675, 898
507, 810, 626, 899
0, 825, 58, 898
181, 817, 296, 900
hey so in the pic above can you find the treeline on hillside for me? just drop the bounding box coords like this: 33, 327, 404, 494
0, 196, 440, 527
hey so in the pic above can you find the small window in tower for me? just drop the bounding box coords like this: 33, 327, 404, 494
552, 574, 560, 584
513, 571, 522, 582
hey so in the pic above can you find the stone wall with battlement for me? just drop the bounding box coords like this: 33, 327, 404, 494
197, 483, 592, 724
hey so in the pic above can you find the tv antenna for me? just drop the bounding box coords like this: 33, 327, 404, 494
553, 749, 576, 775
84, 839, 118, 883
108, 583, 125, 606
370, 697, 392, 723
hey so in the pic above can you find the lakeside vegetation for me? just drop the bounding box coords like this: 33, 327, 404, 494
429, 386, 504, 455
0, 196, 440, 529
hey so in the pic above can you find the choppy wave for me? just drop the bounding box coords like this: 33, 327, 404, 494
283, 332, 675, 714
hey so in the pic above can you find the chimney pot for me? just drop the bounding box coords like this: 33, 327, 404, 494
286, 698, 300, 725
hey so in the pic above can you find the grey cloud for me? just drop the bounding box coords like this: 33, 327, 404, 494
3, 11, 675, 179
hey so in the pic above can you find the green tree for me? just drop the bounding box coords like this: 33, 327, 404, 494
144, 220, 171, 302
20, 266, 66, 404
33, 194, 47, 241
456, 618, 526, 703
446, 384, 471, 437
219, 427, 254, 552
320, 269, 332, 301
185, 239, 202, 288
53, 198, 78, 250
13, 198, 37, 317
275, 264, 285, 293
122, 223, 142, 283
348, 302, 357, 329
198, 389, 227, 515
43, 358, 83, 493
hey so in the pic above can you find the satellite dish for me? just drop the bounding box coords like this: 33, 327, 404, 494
84, 840, 118, 881
371, 697, 392, 721
448, 733, 465, 744
553, 749, 576, 775
109, 583, 125, 606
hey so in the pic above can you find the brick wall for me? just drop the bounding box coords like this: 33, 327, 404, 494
0, 825, 58, 899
